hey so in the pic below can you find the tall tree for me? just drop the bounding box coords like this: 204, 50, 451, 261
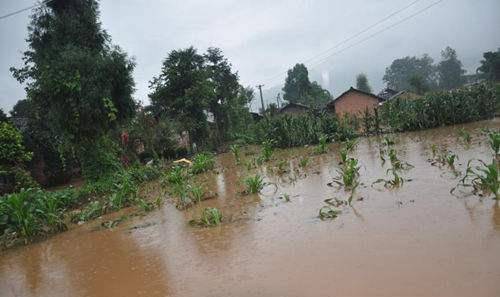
383, 55, 437, 92
309, 82, 332, 106
356, 73, 372, 93
477, 48, 500, 81
149, 47, 212, 144
283, 64, 312, 104
0, 109, 7, 123
437, 46, 465, 90
10, 0, 136, 177
282, 63, 330, 106
204, 47, 241, 143
408, 74, 429, 95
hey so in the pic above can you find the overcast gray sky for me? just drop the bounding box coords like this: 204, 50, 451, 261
1, 0, 499, 112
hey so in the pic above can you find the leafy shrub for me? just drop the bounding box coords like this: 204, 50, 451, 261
79, 135, 122, 181
0, 122, 36, 194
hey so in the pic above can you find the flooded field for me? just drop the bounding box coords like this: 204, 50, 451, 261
1, 120, 500, 297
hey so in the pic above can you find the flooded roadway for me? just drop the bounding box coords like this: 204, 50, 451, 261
1, 120, 500, 297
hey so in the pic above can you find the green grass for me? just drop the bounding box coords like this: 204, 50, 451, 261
244, 175, 265, 194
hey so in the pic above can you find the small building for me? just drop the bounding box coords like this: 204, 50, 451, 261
389, 90, 421, 101
377, 88, 399, 101
327, 87, 384, 117
278, 102, 310, 115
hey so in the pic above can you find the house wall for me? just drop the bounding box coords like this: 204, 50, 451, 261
334, 92, 379, 117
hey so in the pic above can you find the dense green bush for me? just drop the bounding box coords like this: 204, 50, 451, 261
0, 122, 37, 194
248, 112, 356, 148
379, 84, 495, 132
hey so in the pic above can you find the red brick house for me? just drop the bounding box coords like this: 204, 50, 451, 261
327, 87, 384, 117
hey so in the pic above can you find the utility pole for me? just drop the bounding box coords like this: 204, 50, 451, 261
256, 84, 265, 114
276, 93, 281, 108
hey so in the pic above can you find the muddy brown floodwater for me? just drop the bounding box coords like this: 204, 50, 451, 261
2, 120, 500, 297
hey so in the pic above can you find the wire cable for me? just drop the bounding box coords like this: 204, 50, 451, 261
0, 0, 51, 21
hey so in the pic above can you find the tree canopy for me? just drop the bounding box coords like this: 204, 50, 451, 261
282, 63, 331, 106
10, 0, 136, 146
383, 54, 437, 92
356, 73, 372, 93
477, 48, 500, 81
437, 46, 465, 90
149, 47, 251, 144
0, 109, 7, 123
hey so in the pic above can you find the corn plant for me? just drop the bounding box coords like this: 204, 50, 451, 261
135, 198, 155, 212
314, 134, 328, 154
387, 148, 413, 171
319, 206, 341, 220
458, 128, 472, 144
0, 189, 40, 239
299, 157, 310, 168
190, 207, 223, 227
260, 140, 275, 162
166, 166, 186, 185
453, 159, 499, 200
189, 184, 204, 203
332, 158, 360, 191
73, 201, 104, 223
244, 175, 265, 194
373, 168, 407, 189
276, 160, 289, 175
488, 131, 500, 155
343, 139, 357, 152
229, 144, 241, 164
191, 153, 215, 174
35, 193, 67, 232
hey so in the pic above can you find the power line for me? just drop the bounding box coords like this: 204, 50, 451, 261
0, 0, 51, 21
261, 0, 423, 84
308, 0, 444, 71
262, 0, 443, 85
